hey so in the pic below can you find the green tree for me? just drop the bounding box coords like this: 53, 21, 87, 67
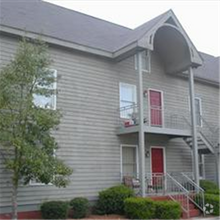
0, 38, 72, 220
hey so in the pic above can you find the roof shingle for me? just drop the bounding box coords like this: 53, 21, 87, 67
0, 0, 219, 84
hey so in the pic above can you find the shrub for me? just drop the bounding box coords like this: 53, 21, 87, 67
204, 194, 220, 216
206, 189, 220, 195
96, 185, 134, 214
70, 197, 89, 219
200, 180, 218, 192
40, 201, 69, 219
154, 201, 181, 219
124, 197, 155, 219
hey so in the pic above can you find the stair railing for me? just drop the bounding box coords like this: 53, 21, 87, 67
181, 172, 205, 215
166, 173, 190, 218
199, 115, 219, 148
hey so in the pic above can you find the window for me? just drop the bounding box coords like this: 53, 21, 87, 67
188, 97, 202, 127
29, 179, 48, 186
29, 150, 56, 186
33, 69, 57, 110
199, 154, 205, 179
121, 145, 138, 178
120, 83, 137, 118
195, 98, 202, 127
134, 50, 151, 73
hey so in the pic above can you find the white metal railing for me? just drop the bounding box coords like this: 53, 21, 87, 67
122, 172, 206, 218
181, 172, 205, 215
199, 115, 219, 149
170, 173, 205, 214
145, 173, 166, 195
166, 173, 190, 218
118, 104, 190, 130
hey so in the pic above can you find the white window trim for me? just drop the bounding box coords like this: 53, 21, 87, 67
119, 82, 137, 119
199, 154, 205, 179
52, 69, 57, 110
29, 149, 56, 186
119, 82, 137, 105
33, 69, 57, 110
120, 144, 139, 181
188, 96, 203, 127
134, 50, 151, 73
195, 97, 203, 127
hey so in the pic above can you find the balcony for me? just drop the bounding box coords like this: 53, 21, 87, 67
117, 104, 191, 137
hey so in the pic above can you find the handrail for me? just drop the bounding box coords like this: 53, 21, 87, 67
166, 173, 190, 218
181, 173, 204, 192
200, 115, 216, 133
119, 104, 190, 130
166, 173, 189, 195
180, 173, 205, 215
199, 115, 219, 146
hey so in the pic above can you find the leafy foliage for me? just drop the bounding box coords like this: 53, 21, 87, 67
124, 197, 156, 219
205, 189, 220, 195
154, 200, 181, 219
0, 38, 72, 218
200, 180, 219, 193
204, 193, 220, 216
40, 201, 69, 219
0, 38, 72, 187
70, 197, 89, 219
96, 185, 134, 214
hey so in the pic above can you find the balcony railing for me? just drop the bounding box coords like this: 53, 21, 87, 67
118, 104, 190, 131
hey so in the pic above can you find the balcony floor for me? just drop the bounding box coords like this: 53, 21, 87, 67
117, 125, 191, 137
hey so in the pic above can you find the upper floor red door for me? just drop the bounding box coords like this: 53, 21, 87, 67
149, 90, 162, 127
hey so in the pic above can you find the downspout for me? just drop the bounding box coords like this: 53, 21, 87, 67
137, 51, 146, 197
188, 66, 200, 186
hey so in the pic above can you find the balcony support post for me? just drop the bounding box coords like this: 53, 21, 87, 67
137, 51, 146, 197
188, 66, 200, 186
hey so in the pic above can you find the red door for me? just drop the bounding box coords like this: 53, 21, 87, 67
151, 148, 164, 174
151, 148, 164, 188
149, 90, 162, 127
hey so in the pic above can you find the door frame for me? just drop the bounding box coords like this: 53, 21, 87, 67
149, 146, 166, 175
148, 88, 164, 127
120, 144, 139, 181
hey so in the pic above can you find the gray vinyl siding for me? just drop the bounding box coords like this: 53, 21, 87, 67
204, 154, 218, 183
0, 34, 219, 213
0, 35, 121, 210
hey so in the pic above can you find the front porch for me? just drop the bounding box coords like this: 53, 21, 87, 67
122, 172, 205, 218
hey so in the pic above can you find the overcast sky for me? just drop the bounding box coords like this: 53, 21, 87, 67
44, 0, 219, 57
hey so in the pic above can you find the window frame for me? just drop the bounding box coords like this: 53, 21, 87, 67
119, 82, 137, 118
134, 50, 151, 73
33, 69, 57, 110
195, 97, 203, 127
198, 154, 205, 179
188, 96, 203, 127
120, 144, 139, 181
29, 150, 56, 186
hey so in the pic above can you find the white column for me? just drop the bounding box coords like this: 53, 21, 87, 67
188, 66, 199, 186
137, 51, 146, 197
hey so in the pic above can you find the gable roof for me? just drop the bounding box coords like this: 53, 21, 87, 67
194, 53, 219, 84
0, 0, 219, 85
0, 0, 132, 52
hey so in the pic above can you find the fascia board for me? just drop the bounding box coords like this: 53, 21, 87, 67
0, 25, 113, 58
